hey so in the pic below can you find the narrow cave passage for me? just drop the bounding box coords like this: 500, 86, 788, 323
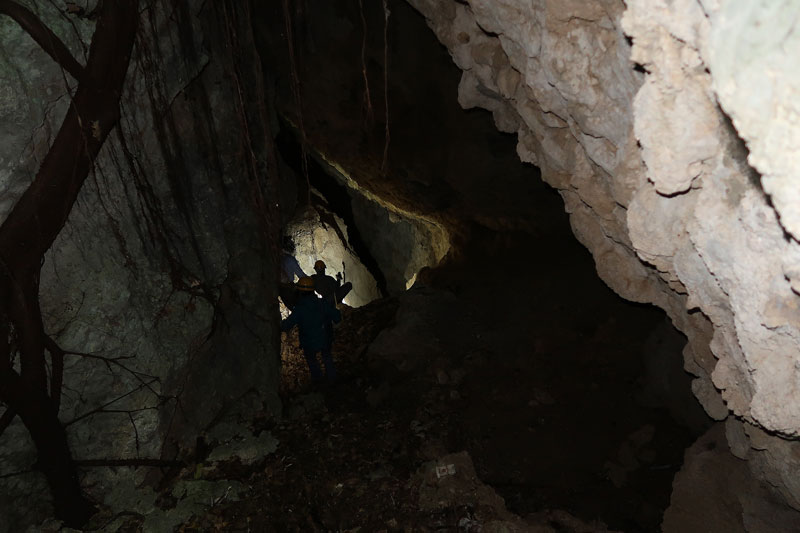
244, 0, 717, 530
271, 185, 708, 532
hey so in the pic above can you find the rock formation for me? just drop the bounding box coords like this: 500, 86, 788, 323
0, 1, 281, 527
284, 200, 382, 307
407, 0, 800, 520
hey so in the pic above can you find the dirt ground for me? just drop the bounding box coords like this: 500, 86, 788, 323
132, 227, 701, 533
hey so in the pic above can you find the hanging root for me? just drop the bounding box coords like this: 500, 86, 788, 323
381, 0, 391, 175
358, 0, 373, 124
220, 0, 282, 260
44, 335, 64, 413
281, 0, 311, 205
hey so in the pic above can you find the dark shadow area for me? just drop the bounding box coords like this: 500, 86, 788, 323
718, 107, 762, 190
256, 220, 709, 532
418, 225, 709, 531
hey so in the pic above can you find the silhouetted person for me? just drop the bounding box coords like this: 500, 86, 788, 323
311, 260, 352, 306
280, 276, 341, 383
279, 236, 307, 310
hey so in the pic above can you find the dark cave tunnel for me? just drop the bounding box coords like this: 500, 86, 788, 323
0, 0, 724, 531
260, 0, 713, 531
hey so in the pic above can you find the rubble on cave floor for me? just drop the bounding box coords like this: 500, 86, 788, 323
164, 291, 620, 532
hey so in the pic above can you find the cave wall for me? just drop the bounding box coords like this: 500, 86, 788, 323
275, 125, 449, 296
407, 0, 800, 512
349, 190, 448, 292
0, 1, 281, 527
317, 155, 451, 294
285, 200, 382, 307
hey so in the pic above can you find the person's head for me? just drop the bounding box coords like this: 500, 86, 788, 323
296, 276, 315, 294
282, 236, 295, 253
314, 260, 326, 274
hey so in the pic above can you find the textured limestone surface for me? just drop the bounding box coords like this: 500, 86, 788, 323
703, 1, 800, 242
350, 190, 449, 292
316, 156, 451, 294
408, 0, 800, 514
0, 1, 281, 529
286, 200, 381, 307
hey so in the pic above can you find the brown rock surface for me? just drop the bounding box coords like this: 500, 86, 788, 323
663, 423, 800, 533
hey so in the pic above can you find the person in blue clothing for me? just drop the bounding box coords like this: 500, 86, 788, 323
281, 237, 307, 283
279, 236, 307, 310
280, 276, 342, 383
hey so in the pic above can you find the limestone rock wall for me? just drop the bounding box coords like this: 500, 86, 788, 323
349, 190, 449, 292
0, 2, 281, 528
408, 0, 800, 512
316, 156, 450, 294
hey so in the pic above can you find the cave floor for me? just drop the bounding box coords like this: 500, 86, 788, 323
164, 230, 699, 533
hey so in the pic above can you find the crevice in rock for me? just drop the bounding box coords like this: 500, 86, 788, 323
718, 107, 762, 191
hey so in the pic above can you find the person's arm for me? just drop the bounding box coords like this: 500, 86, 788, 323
283, 255, 306, 282
290, 258, 307, 280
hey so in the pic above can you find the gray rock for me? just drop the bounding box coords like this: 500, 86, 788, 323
206, 431, 278, 466
0, 2, 281, 530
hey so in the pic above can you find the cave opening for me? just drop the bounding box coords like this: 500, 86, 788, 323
260, 1, 713, 530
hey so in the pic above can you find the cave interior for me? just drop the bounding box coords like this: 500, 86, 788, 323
262, 2, 708, 530
2, 0, 798, 532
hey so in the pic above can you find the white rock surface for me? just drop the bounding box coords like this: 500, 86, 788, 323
286, 201, 381, 307
408, 0, 800, 514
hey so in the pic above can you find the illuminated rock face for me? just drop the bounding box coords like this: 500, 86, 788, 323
299, 156, 451, 297
286, 202, 381, 307
408, 0, 800, 512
